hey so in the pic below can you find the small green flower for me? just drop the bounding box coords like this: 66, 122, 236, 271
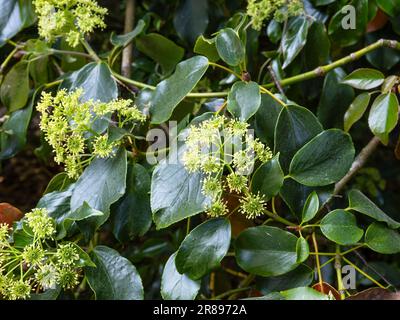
226, 173, 248, 193
56, 243, 80, 267
25, 208, 55, 239
35, 264, 58, 290
8, 279, 31, 300
202, 176, 222, 199
21, 244, 45, 266
57, 267, 79, 289
0, 224, 10, 246
207, 200, 228, 218
92, 134, 118, 158
239, 193, 265, 219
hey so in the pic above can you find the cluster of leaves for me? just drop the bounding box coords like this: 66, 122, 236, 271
1, 0, 400, 301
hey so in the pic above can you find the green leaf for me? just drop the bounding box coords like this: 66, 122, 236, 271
317, 68, 355, 129
344, 93, 370, 132
320, 209, 364, 245
0, 94, 33, 159
68, 202, 105, 241
70, 148, 127, 220
85, 246, 144, 300
365, 222, 400, 254
366, 33, 400, 70
215, 28, 245, 67
150, 56, 209, 124
112, 163, 152, 242
227, 81, 261, 121
173, 0, 209, 44
235, 226, 300, 277
376, 0, 400, 17
267, 20, 282, 44
304, 21, 330, 70
151, 148, 211, 229
61, 62, 118, 102
280, 287, 329, 300
296, 237, 310, 263
256, 264, 313, 294
0, 61, 30, 111
302, 191, 319, 223
254, 94, 283, 147
251, 154, 284, 201
30, 288, 61, 300
282, 16, 310, 69
110, 19, 146, 47
328, 0, 368, 47
274, 104, 323, 172
342, 68, 385, 90
194, 36, 219, 63
175, 218, 231, 279
71, 242, 96, 267
289, 129, 355, 186
0, 0, 35, 47
161, 252, 200, 300
368, 93, 399, 145
136, 33, 185, 75
280, 179, 332, 220
347, 189, 400, 229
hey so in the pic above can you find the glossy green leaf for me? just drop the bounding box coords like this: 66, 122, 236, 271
112, 163, 152, 242
256, 264, 313, 294
251, 154, 284, 201
227, 81, 261, 121
267, 20, 282, 44
317, 68, 355, 129
381, 75, 399, 94
215, 28, 245, 67
280, 179, 333, 220
347, 189, 400, 229
235, 226, 299, 277
175, 218, 231, 279
344, 93, 370, 132
342, 68, 385, 90
194, 35, 219, 62
0, 0, 35, 47
110, 19, 146, 47
328, 0, 368, 47
151, 149, 211, 229
161, 252, 200, 300
320, 209, 364, 245
173, 0, 209, 44
296, 237, 310, 263
289, 129, 355, 186
0, 61, 30, 111
150, 56, 209, 124
368, 93, 399, 145
302, 191, 319, 223
274, 104, 323, 172
376, 0, 400, 17
253, 94, 283, 147
70, 148, 127, 219
0, 94, 33, 159
282, 16, 310, 69
136, 33, 184, 75
61, 62, 118, 102
304, 21, 330, 70
365, 222, 400, 254
366, 33, 400, 70
280, 287, 329, 300
86, 246, 144, 300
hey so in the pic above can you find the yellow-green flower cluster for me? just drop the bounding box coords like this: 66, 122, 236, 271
36, 89, 145, 179
182, 115, 273, 219
247, 0, 304, 30
0, 209, 85, 300
33, 0, 108, 47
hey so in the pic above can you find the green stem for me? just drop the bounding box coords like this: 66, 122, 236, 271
0, 47, 18, 73
49, 49, 92, 59
213, 286, 251, 300
312, 232, 324, 289
80, 39, 101, 62
335, 245, 346, 300
262, 39, 400, 89
342, 256, 386, 289
263, 209, 296, 226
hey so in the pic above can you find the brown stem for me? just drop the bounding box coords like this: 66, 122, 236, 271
121, 0, 135, 78
333, 136, 381, 195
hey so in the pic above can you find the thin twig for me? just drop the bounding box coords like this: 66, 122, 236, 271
121, 0, 135, 78
267, 65, 285, 96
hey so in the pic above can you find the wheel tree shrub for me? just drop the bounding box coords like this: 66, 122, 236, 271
1, 0, 400, 300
